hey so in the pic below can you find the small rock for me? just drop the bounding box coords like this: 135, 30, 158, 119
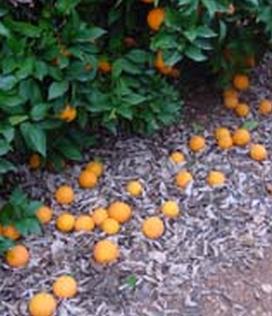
261, 283, 272, 294
240, 233, 255, 247
265, 183, 272, 195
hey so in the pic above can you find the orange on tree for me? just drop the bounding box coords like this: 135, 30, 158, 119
28, 292, 57, 316
59, 105, 77, 122
86, 160, 104, 177
6, 244, 29, 268
223, 88, 238, 99
169, 67, 181, 79
101, 218, 120, 235
232, 128, 251, 146
98, 60, 111, 73
141, 0, 154, 3
126, 180, 143, 197
233, 74, 250, 91
154, 51, 172, 75
217, 136, 233, 150
214, 127, 231, 140
147, 7, 165, 31
207, 171, 225, 187
2, 225, 20, 240
93, 239, 119, 264
36, 206, 53, 224
175, 170, 193, 189
75, 215, 94, 232
142, 216, 164, 239
224, 95, 239, 109
161, 201, 180, 218
78, 170, 97, 189
259, 99, 272, 115
169, 151, 185, 164
92, 207, 108, 226
55, 185, 74, 204
249, 144, 267, 161
235, 102, 250, 117
189, 135, 206, 152
108, 201, 132, 224
52, 275, 77, 299
29, 154, 41, 170
56, 212, 75, 233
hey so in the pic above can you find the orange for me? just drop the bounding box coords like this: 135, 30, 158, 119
235, 102, 250, 117
36, 206, 53, 224
141, 0, 154, 3
75, 215, 94, 232
56, 212, 75, 233
52, 275, 77, 298
249, 144, 267, 161
154, 51, 172, 75
147, 8, 165, 31
224, 96, 239, 109
233, 74, 250, 91
189, 135, 206, 152
6, 244, 29, 268
85, 160, 104, 177
223, 88, 238, 99
175, 170, 193, 189
169, 68, 181, 79
207, 171, 225, 187
28, 292, 57, 316
232, 128, 251, 147
78, 170, 97, 189
92, 208, 108, 226
259, 99, 272, 115
108, 201, 132, 224
142, 216, 164, 239
101, 218, 120, 235
55, 185, 74, 205
217, 136, 233, 150
59, 105, 77, 122
214, 127, 231, 140
161, 201, 180, 218
93, 239, 119, 264
2, 225, 20, 240
169, 151, 185, 164
98, 60, 111, 73
126, 180, 143, 197
29, 154, 41, 170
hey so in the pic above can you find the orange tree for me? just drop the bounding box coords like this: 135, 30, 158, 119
0, 0, 271, 248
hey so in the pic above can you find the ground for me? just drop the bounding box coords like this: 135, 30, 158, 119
1, 55, 272, 316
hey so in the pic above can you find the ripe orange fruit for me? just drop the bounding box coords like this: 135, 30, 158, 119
259, 99, 272, 115
6, 244, 29, 268
235, 102, 250, 117
56, 212, 75, 233
59, 105, 77, 122
147, 8, 165, 31
223, 88, 238, 99
92, 208, 108, 226
98, 60, 111, 73
214, 127, 231, 140
52, 275, 77, 299
233, 74, 250, 91
29, 154, 41, 170
154, 51, 172, 75
75, 215, 94, 232
85, 160, 104, 177
126, 180, 143, 197
36, 206, 53, 224
217, 136, 233, 150
161, 201, 180, 218
78, 170, 97, 189
249, 144, 267, 161
224, 96, 239, 109
169, 151, 185, 164
93, 239, 119, 264
142, 216, 164, 239
101, 218, 120, 235
232, 128, 251, 147
189, 135, 206, 152
175, 170, 193, 189
141, 0, 154, 3
55, 185, 74, 205
108, 201, 132, 224
2, 225, 20, 240
207, 171, 225, 187
28, 292, 57, 316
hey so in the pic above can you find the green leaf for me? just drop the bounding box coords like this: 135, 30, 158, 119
48, 81, 69, 100
0, 159, 16, 174
9, 115, 28, 126
57, 139, 82, 161
0, 75, 17, 91
0, 237, 14, 254
125, 275, 137, 289
0, 22, 10, 37
0, 139, 11, 156
20, 122, 46, 157
242, 120, 259, 130
185, 45, 207, 61
30, 103, 48, 121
